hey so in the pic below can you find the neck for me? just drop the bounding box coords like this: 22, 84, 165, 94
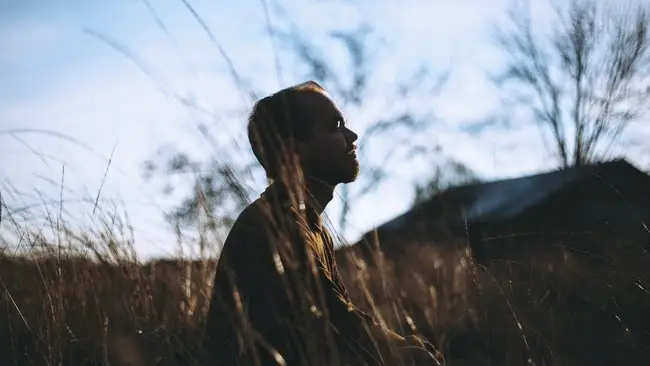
269, 175, 336, 215
303, 175, 335, 214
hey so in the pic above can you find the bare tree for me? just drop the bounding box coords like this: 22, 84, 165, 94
142, 146, 254, 230
494, 0, 650, 168
274, 17, 449, 236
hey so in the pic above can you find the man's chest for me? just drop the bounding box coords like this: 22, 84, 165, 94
289, 209, 337, 280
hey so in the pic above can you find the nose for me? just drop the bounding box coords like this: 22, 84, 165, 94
344, 126, 358, 143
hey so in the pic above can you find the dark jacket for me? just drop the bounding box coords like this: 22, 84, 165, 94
202, 183, 385, 365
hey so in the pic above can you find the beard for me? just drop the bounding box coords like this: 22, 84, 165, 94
309, 153, 359, 185
340, 154, 360, 183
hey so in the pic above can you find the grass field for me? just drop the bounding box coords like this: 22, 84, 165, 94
2, 209, 648, 365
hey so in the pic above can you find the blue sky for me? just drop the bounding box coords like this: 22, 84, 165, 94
2, 0, 649, 259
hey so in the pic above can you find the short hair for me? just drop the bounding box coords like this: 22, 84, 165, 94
247, 81, 325, 178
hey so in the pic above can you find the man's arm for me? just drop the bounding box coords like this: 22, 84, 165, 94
307, 230, 426, 363
320, 231, 447, 365
319, 230, 400, 332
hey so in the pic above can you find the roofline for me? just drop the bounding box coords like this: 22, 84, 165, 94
359, 158, 645, 242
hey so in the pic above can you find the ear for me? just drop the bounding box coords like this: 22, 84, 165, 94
278, 137, 308, 181
293, 135, 314, 156
279, 137, 305, 164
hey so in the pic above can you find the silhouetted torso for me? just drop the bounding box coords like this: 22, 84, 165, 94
202, 183, 381, 365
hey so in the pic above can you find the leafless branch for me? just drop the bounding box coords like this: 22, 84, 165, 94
494, 0, 650, 167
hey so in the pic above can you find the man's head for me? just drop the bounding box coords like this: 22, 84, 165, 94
247, 81, 359, 186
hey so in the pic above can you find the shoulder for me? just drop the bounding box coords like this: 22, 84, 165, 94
216, 200, 271, 268
218, 198, 298, 267
235, 193, 294, 222
230, 199, 267, 231
224, 197, 295, 245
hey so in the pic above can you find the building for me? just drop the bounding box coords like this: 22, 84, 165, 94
349, 159, 650, 265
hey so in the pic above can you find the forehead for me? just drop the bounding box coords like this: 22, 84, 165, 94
294, 89, 343, 119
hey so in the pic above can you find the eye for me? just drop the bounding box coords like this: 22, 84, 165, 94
333, 118, 344, 131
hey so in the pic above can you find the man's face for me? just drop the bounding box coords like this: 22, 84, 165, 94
295, 90, 359, 185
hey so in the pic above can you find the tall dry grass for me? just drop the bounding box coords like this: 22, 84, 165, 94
5, 0, 650, 363
2, 195, 649, 365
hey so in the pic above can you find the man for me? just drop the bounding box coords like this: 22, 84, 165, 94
202, 81, 444, 365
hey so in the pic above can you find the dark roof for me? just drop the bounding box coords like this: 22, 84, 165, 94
373, 159, 648, 235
